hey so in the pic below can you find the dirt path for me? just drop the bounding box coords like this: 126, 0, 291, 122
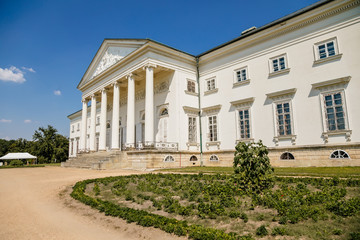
0, 167, 184, 240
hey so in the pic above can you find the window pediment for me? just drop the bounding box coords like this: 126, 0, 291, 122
183, 106, 198, 115
311, 76, 351, 91
230, 97, 254, 108
202, 105, 221, 115
266, 88, 297, 100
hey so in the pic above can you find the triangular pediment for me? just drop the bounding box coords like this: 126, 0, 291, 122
78, 39, 147, 89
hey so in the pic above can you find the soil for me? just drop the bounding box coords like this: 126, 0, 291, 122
0, 166, 185, 240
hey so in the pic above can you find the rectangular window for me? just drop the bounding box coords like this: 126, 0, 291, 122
236, 68, 247, 82
318, 41, 335, 59
238, 109, 251, 139
206, 78, 216, 91
208, 115, 218, 141
71, 125, 74, 133
323, 92, 346, 131
276, 102, 292, 136
77, 123, 80, 131
96, 116, 100, 125
188, 116, 197, 143
187, 80, 196, 93
272, 57, 286, 72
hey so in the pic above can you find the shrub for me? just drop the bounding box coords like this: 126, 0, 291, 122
233, 140, 274, 193
349, 232, 360, 240
256, 225, 268, 237
332, 228, 343, 235
9, 159, 24, 166
271, 227, 288, 236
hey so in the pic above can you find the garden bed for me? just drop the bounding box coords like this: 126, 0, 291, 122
71, 173, 360, 239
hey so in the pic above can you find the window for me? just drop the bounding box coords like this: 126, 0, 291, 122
164, 155, 175, 162
188, 116, 197, 143
318, 41, 335, 59
71, 125, 74, 133
206, 78, 216, 91
272, 56, 286, 72
280, 152, 295, 160
208, 115, 218, 142
209, 154, 219, 161
330, 150, 349, 159
276, 102, 292, 136
106, 121, 111, 129
77, 123, 80, 131
238, 109, 251, 139
96, 116, 100, 125
236, 68, 247, 82
160, 108, 168, 116
187, 80, 196, 93
190, 155, 198, 161
323, 92, 346, 131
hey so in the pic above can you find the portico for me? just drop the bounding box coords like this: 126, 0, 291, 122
78, 62, 173, 153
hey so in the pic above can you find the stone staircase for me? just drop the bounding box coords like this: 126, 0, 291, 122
62, 151, 128, 170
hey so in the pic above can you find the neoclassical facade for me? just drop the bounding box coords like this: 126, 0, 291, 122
65, 0, 360, 169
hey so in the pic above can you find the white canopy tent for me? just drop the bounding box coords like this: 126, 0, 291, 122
0, 153, 37, 165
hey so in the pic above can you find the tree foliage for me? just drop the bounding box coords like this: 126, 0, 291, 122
233, 140, 274, 193
0, 125, 68, 163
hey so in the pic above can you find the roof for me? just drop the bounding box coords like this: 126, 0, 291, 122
0, 153, 37, 160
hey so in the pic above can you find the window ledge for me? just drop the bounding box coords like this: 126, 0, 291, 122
204, 88, 218, 95
274, 134, 296, 146
236, 138, 254, 144
322, 129, 351, 143
206, 141, 221, 150
269, 68, 290, 77
184, 90, 198, 96
314, 53, 342, 65
233, 79, 250, 88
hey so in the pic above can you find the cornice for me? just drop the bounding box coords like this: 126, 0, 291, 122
230, 97, 255, 107
183, 106, 199, 115
202, 104, 222, 114
311, 76, 351, 89
266, 88, 297, 99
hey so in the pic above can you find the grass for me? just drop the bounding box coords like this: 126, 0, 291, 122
0, 162, 61, 169
156, 166, 360, 178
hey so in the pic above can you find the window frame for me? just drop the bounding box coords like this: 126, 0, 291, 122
322, 91, 348, 132
269, 54, 290, 77
280, 152, 295, 160
313, 37, 341, 64
207, 114, 218, 142
163, 155, 175, 162
237, 108, 252, 140
274, 100, 294, 137
188, 116, 197, 143
233, 66, 250, 87
204, 77, 218, 95
330, 149, 350, 159
209, 154, 219, 162
185, 79, 197, 95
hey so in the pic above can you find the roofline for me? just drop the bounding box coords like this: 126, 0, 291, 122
67, 109, 82, 118
197, 0, 334, 57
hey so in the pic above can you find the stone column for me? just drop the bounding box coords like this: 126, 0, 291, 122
99, 88, 107, 151
111, 82, 120, 150
89, 94, 97, 152
126, 73, 135, 148
144, 64, 156, 146
80, 99, 88, 151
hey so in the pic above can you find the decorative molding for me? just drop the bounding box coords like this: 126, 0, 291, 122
202, 104, 221, 114
269, 68, 290, 77
154, 80, 169, 94
230, 97, 255, 108
311, 76, 351, 90
274, 135, 297, 146
266, 88, 297, 99
184, 90, 198, 96
313, 53, 342, 65
186, 142, 200, 150
183, 106, 199, 115
204, 88, 218, 95
206, 141, 221, 150
322, 130, 352, 143
236, 138, 254, 144
127, 73, 134, 80
233, 79, 250, 88
143, 63, 157, 70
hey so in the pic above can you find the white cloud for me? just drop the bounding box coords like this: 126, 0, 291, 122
22, 67, 36, 73
4, 136, 10, 141
54, 90, 61, 96
0, 119, 12, 123
0, 66, 25, 83
24, 119, 32, 123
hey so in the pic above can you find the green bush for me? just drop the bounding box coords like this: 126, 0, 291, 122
233, 141, 274, 193
349, 232, 360, 240
9, 159, 24, 166
255, 225, 268, 237
271, 227, 288, 236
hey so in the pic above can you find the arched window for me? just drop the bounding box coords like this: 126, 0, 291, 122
209, 154, 219, 161
160, 108, 168, 116
330, 150, 350, 159
280, 152, 295, 160
164, 155, 175, 162
106, 122, 111, 129
190, 155, 198, 161
141, 113, 145, 121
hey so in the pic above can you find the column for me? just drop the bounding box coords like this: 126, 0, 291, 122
111, 82, 120, 150
89, 94, 97, 151
144, 64, 156, 146
126, 73, 135, 148
99, 88, 107, 151
80, 99, 88, 151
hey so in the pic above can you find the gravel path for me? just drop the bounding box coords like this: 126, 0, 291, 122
0, 167, 183, 240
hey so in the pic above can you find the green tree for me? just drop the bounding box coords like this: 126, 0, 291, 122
233, 140, 274, 193
32, 125, 68, 163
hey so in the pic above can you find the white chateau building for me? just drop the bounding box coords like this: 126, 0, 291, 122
64, 0, 360, 169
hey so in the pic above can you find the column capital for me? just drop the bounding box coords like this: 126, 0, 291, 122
127, 73, 134, 80
110, 81, 119, 87
101, 87, 108, 93
81, 98, 88, 103
143, 63, 157, 70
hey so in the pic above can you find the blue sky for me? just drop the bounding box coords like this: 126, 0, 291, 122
0, 0, 319, 140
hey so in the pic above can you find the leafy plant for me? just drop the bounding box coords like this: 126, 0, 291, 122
255, 225, 268, 237
9, 159, 24, 166
233, 140, 274, 193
